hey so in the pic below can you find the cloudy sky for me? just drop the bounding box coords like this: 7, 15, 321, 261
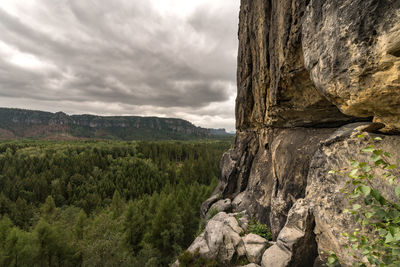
0, 0, 240, 131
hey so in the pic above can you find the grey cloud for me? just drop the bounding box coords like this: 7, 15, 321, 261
0, 0, 239, 130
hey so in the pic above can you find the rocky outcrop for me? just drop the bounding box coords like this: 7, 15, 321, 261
261, 245, 291, 267
188, 212, 246, 264
183, 211, 271, 266
194, 123, 400, 266
181, 0, 400, 266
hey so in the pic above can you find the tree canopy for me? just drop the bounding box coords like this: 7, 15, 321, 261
0, 139, 231, 266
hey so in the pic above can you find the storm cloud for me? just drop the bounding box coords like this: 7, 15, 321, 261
0, 0, 239, 131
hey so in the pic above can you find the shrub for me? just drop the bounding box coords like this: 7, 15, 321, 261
328, 134, 400, 266
234, 213, 243, 222
248, 218, 272, 240
207, 208, 219, 220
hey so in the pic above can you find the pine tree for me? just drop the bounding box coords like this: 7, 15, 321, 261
144, 193, 183, 265
40, 196, 57, 222
124, 201, 146, 254
34, 220, 57, 267
74, 210, 87, 240
111, 190, 124, 218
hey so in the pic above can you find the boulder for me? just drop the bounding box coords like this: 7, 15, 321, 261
187, 232, 210, 257
206, 199, 232, 218
232, 191, 247, 212
187, 212, 246, 264
243, 233, 269, 264
261, 245, 291, 267
261, 199, 317, 267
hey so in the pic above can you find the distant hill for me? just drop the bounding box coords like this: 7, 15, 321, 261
0, 108, 232, 140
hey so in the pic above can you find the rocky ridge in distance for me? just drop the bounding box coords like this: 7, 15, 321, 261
0, 107, 232, 141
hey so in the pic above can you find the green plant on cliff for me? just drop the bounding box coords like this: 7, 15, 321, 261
207, 208, 220, 220
248, 218, 272, 240
328, 134, 400, 267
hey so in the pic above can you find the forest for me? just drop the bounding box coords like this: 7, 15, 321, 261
0, 139, 232, 266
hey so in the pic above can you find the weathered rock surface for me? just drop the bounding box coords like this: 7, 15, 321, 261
218, 131, 259, 199
182, 211, 276, 266
261, 199, 317, 267
237, 0, 400, 132
187, 212, 247, 264
243, 234, 269, 263
236, 0, 360, 130
214, 127, 335, 237
261, 244, 291, 267
303, 0, 400, 132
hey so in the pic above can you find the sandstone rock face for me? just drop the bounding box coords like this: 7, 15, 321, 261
215, 127, 335, 237
219, 131, 259, 198
184, 0, 400, 266
237, 0, 400, 132
303, 0, 400, 132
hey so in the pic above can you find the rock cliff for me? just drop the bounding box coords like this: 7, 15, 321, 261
181, 0, 400, 266
0, 108, 230, 140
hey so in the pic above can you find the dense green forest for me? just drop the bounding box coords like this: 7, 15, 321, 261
0, 139, 232, 266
